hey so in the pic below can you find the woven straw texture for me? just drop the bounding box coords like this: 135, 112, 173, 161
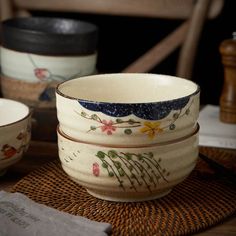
12, 147, 236, 236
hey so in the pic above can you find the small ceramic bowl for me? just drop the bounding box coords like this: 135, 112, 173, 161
57, 124, 199, 202
0, 98, 31, 175
56, 73, 200, 146
1, 17, 98, 108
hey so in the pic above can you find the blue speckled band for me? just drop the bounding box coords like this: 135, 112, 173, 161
78, 95, 192, 120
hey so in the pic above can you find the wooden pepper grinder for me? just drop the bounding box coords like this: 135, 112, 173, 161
219, 32, 236, 123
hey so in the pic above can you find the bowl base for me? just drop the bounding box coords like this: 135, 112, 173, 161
86, 188, 172, 202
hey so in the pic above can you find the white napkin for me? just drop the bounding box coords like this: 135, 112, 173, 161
0, 191, 112, 236
198, 105, 236, 149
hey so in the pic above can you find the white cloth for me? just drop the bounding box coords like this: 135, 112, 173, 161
198, 105, 236, 149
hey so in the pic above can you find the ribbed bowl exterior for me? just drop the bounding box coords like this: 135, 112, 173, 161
57, 126, 199, 202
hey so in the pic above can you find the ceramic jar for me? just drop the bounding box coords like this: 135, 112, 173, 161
0, 17, 98, 108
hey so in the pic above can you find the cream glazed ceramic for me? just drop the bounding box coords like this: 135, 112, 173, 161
0, 98, 31, 175
0, 47, 97, 108
57, 124, 199, 202
1, 47, 97, 82
56, 73, 200, 146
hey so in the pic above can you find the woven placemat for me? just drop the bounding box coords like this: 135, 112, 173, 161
11, 148, 236, 236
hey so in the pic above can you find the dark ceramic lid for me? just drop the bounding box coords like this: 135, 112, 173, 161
1, 17, 98, 55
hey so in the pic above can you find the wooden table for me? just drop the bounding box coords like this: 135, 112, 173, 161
0, 141, 235, 236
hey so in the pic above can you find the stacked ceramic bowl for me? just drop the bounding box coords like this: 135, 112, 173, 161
0, 98, 31, 176
56, 73, 200, 202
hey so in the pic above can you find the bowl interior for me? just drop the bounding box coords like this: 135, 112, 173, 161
57, 73, 199, 103
0, 99, 29, 126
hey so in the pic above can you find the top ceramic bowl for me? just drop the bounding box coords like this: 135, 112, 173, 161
56, 73, 200, 146
0, 98, 31, 175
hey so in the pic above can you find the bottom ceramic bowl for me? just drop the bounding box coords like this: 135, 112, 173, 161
57, 125, 199, 202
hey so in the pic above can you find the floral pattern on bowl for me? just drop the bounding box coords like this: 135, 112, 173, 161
1, 131, 28, 159
75, 98, 194, 139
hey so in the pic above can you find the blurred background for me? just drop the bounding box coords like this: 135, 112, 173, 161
1, 0, 235, 106
30, 0, 235, 105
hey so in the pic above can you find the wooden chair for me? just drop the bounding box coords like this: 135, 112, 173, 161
0, 0, 224, 79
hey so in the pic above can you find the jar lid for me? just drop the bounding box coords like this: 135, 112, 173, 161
1, 17, 98, 55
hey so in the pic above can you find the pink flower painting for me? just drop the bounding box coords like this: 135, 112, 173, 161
34, 68, 51, 81
101, 120, 116, 135
93, 162, 100, 177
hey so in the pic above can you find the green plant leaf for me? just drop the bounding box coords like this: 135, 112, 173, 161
102, 163, 108, 168
138, 154, 143, 160
119, 169, 125, 176
81, 111, 86, 117
173, 113, 179, 119
108, 150, 118, 158
96, 151, 105, 159
114, 161, 121, 168
91, 114, 99, 120
147, 152, 153, 158
90, 126, 96, 131
128, 119, 135, 124
116, 118, 123, 123
124, 129, 132, 135
128, 165, 133, 171
125, 153, 132, 160
108, 172, 114, 177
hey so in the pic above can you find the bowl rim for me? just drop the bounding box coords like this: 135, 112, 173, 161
57, 123, 200, 148
1, 17, 98, 55
2, 17, 98, 37
0, 98, 31, 128
56, 73, 200, 104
